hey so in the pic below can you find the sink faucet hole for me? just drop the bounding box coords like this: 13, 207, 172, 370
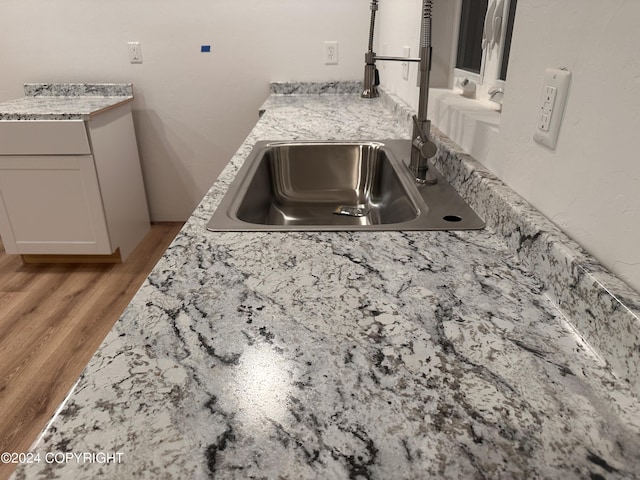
443, 215, 462, 222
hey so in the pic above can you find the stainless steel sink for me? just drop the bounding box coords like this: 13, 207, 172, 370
207, 140, 484, 231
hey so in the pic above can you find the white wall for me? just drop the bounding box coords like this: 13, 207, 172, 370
375, 0, 456, 101
0, 0, 367, 220
378, 0, 640, 294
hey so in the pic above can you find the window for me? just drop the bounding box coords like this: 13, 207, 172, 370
453, 0, 517, 100
455, 0, 488, 75
499, 0, 517, 81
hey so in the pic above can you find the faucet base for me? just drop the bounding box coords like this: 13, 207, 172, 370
408, 161, 437, 186
414, 175, 438, 186
361, 88, 379, 99
361, 60, 379, 98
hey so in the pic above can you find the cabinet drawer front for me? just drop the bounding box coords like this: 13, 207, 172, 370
0, 120, 91, 155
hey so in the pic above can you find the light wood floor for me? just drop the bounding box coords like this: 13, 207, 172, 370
0, 222, 183, 480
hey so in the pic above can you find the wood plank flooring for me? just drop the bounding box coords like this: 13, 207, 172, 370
0, 222, 183, 480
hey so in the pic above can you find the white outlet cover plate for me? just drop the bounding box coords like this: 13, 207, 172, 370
324, 41, 338, 65
533, 68, 571, 149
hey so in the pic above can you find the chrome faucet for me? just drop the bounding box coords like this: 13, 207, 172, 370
488, 86, 505, 111
362, 0, 437, 184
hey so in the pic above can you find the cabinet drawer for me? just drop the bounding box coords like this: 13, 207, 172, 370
0, 120, 91, 155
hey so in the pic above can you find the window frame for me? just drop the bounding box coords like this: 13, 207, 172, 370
451, 0, 517, 100
454, 0, 489, 79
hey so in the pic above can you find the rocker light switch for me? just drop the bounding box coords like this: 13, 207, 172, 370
533, 68, 571, 149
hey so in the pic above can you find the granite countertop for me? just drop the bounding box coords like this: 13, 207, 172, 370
0, 84, 133, 120
12, 83, 640, 479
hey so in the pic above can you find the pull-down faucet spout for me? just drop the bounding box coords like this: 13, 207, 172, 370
361, 0, 380, 99
362, 0, 437, 184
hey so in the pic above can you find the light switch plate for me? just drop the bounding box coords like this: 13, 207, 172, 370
533, 68, 571, 149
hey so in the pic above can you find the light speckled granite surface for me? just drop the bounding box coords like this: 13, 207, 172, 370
376, 88, 640, 390
0, 83, 133, 120
11, 83, 640, 480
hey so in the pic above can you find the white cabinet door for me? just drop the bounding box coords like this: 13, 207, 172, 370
0, 155, 113, 255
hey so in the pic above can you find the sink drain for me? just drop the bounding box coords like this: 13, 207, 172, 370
334, 205, 370, 217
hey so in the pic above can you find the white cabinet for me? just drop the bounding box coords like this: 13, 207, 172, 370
0, 104, 150, 261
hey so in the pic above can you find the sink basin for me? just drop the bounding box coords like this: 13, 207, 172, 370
207, 140, 484, 231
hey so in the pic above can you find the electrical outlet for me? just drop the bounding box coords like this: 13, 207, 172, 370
324, 41, 338, 65
533, 68, 571, 149
128, 42, 142, 64
402, 46, 410, 80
